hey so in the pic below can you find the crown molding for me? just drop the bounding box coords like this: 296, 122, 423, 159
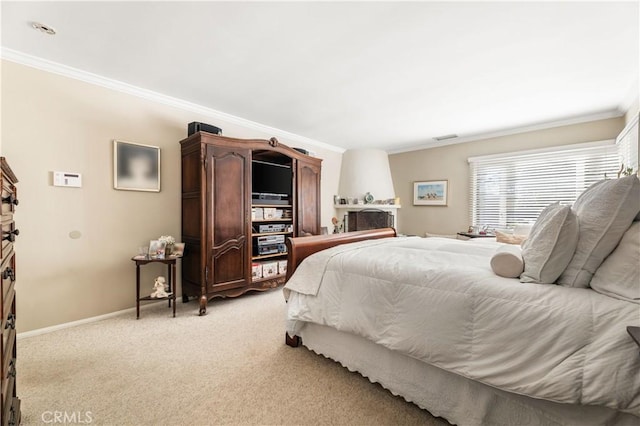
1, 47, 627, 156
0, 47, 345, 154
387, 109, 624, 154
619, 77, 639, 117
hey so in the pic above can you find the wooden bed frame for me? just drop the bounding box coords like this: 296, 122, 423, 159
284, 228, 397, 347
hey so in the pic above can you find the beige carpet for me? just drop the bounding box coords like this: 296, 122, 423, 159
18, 289, 447, 425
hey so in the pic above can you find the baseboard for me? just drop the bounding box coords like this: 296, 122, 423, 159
17, 301, 167, 340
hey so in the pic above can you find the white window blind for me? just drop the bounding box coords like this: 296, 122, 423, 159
616, 113, 639, 173
469, 141, 620, 229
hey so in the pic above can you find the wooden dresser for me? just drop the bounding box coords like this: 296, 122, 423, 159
180, 133, 321, 315
0, 158, 19, 426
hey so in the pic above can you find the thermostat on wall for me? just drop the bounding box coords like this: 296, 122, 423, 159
53, 171, 82, 188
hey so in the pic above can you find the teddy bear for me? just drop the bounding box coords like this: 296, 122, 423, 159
150, 276, 171, 298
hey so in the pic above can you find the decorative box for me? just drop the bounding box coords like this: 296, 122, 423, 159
263, 208, 277, 219
262, 261, 278, 278
251, 263, 263, 281
252, 208, 264, 221
278, 260, 287, 275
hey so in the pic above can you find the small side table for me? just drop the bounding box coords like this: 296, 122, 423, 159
132, 256, 179, 319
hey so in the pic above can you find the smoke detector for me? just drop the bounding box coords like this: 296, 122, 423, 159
31, 22, 56, 35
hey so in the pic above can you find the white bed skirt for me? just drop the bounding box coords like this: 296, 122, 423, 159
298, 322, 639, 426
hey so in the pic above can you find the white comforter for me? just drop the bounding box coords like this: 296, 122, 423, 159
285, 237, 640, 415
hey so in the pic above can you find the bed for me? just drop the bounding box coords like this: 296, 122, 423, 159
283, 228, 640, 426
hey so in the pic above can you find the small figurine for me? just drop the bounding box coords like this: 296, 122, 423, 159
332, 216, 344, 234
150, 276, 171, 298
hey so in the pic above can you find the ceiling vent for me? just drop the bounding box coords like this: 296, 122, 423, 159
31, 22, 56, 35
433, 134, 458, 141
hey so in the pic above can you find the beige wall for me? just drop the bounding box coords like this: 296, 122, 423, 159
389, 117, 625, 236
1, 60, 342, 332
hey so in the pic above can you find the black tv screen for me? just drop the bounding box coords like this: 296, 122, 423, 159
252, 161, 292, 197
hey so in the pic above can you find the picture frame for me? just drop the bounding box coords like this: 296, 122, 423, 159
413, 180, 449, 206
172, 243, 185, 257
113, 140, 161, 192
149, 240, 166, 259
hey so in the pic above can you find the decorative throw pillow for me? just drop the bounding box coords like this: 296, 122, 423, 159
490, 245, 524, 278
495, 231, 527, 245
520, 202, 579, 284
590, 221, 640, 304
513, 224, 533, 236
558, 176, 640, 288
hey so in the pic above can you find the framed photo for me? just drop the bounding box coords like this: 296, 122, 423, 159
413, 180, 448, 206
172, 243, 185, 257
149, 240, 166, 259
114, 140, 160, 192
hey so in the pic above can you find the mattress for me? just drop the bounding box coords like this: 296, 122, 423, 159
285, 237, 640, 415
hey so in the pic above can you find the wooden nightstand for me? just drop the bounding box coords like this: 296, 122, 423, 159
132, 256, 179, 319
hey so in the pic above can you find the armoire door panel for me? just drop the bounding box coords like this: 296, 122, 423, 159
206, 145, 251, 291
212, 245, 246, 284
210, 149, 250, 245
297, 161, 321, 236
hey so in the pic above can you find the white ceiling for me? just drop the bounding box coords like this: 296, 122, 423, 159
1, 1, 638, 152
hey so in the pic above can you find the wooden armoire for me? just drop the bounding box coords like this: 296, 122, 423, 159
180, 133, 322, 315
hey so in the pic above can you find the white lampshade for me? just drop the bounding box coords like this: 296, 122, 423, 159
338, 149, 396, 201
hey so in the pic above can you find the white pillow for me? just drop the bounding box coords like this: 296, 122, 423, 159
513, 224, 533, 236
495, 231, 527, 245
590, 221, 640, 304
558, 176, 640, 288
490, 245, 524, 278
520, 203, 579, 284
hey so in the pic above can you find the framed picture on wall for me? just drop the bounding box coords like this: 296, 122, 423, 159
413, 180, 448, 206
113, 140, 161, 192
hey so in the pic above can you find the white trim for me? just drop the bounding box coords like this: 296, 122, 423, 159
467, 139, 616, 163
616, 112, 640, 143
388, 111, 623, 154
0, 47, 626, 156
17, 301, 165, 340
0, 47, 345, 154
334, 204, 401, 210
619, 77, 640, 116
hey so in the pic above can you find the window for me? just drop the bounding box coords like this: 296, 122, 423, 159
616, 114, 639, 173
469, 141, 620, 229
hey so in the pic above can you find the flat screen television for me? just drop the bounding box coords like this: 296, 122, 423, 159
252, 160, 292, 198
